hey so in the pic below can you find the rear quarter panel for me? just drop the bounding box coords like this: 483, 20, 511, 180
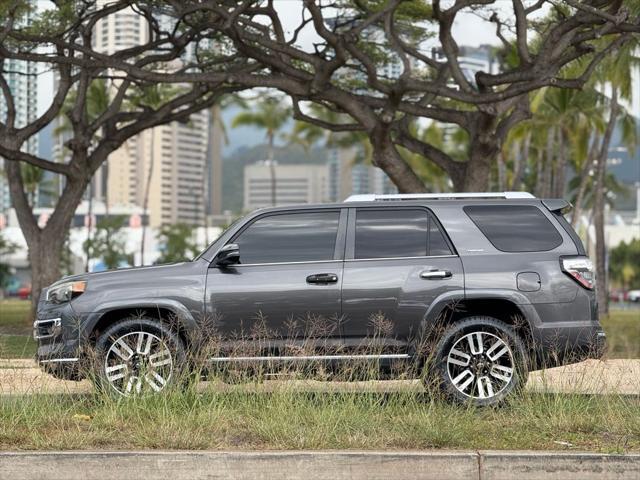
429, 201, 586, 326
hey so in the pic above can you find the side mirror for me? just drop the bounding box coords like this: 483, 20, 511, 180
214, 243, 240, 267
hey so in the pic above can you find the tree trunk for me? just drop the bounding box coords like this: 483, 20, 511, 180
571, 136, 599, 227
538, 127, 555, 198
28, 235, 65, 318
84, 181, 93, 272
460, 113, 501, 192
461, 140, 497, 192
510, 134, 530, 190
267, 133, 277, 206
553, 129, 567, 198
5, 157, 89, 318
593, 87, 619, 317
371, 125, 427, 193
141, 129, 155, 266
497, 150, 507, 191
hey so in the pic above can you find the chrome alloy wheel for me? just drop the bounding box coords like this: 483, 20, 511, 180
104, 331, 173, 396
446, 331, 515, 400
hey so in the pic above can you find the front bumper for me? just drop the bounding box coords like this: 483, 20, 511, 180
34, 302, 85, 380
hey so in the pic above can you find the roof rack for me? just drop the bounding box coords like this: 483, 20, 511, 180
343, 192, 535, 202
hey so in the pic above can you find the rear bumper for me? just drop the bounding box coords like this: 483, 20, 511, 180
530, 322, 606, 370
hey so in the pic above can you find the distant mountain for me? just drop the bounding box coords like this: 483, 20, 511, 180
222, 143, 328, 213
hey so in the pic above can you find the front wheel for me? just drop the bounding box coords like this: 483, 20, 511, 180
430, 316, 528, 407
93, 318, 185, 396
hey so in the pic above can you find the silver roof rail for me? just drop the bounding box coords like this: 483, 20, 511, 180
344, 192, 535, 202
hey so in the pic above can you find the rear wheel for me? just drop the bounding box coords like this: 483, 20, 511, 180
431, 316, 528, 406
94, 318, 185, 396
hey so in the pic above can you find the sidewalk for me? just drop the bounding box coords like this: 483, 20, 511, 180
0, 450, 638, 480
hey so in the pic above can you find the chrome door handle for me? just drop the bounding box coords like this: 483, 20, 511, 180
306, 273, 339, 284
420, 270, 452, 279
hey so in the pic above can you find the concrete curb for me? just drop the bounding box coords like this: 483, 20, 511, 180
0, 450, 638, 480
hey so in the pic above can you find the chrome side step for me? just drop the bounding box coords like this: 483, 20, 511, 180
39, 358, 80, 364
208, 353, 410, 363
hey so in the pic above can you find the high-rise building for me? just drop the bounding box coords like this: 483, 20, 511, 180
64, 1, 221, 228
244, 162, 330, 211
0, 16, 39, 213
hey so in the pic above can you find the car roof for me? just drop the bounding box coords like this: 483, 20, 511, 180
249, 197, 545, 215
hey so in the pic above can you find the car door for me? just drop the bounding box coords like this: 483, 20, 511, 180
341, 206, 464, 349
205, 209, 347, 349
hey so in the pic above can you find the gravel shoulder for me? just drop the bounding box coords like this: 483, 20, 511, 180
1, 358, 638, 396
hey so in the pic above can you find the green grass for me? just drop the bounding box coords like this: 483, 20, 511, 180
0, 299, 31, 335
600, 309, 640, 359
0, 300, 36, 358
0, 334, 36, 359
0, 389, 638, 452
0, 299, 638, 452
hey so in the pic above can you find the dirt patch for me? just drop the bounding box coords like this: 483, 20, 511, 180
1, 359, 638, 396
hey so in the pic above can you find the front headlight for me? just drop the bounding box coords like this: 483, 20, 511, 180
46, 281, 87, 304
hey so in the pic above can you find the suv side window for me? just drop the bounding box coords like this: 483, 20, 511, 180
234, 211, 340, 264
354, 208, 453, 259
464, 205, 563, 252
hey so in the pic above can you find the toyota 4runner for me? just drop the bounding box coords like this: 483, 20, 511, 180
34, 192, 605, 405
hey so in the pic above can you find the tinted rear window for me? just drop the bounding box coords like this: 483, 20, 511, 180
464, 205, 563, 252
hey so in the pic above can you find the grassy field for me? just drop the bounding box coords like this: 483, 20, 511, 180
0, 300, 639, 452
0, 300, 36, 358
0, 334, 36, 358
0, 299, 31, 334
0, 387, 638, 452
600, 309, 640, 358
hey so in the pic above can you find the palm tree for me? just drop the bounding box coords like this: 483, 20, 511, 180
523, 86, 606, 198
589, 40, 638, 316
290, 103, 369, 154
232, 95, 291, 206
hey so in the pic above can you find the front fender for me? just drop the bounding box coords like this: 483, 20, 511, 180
78, 298, 199, 340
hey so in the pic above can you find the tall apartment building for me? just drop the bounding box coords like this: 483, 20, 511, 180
61, 1, 221, 227
244, 162, 330, 211
0, 12, 39, 213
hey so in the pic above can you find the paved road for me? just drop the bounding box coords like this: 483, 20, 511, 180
1, 359, 638, 396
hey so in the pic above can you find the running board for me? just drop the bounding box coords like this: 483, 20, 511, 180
208, 353, 411, 363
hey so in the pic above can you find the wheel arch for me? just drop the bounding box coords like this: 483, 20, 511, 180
83, 300, 199, 346
420, 290, 539, 347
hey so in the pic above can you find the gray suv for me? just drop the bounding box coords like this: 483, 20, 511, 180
34, 192, 605, 405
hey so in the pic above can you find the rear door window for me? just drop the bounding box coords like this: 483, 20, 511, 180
354, 209, 453, 259
463, 205, 563, 252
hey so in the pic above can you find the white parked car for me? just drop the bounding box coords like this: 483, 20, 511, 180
627, 290, 640, 303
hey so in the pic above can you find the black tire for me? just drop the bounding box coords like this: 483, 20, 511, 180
430, 316, 528, 407
93, 318, 186, 396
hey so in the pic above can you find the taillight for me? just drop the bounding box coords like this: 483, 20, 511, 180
561, 256, 595, 290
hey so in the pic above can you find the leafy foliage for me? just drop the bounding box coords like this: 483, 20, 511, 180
83, 216, 132, 270
609, 240, 640, 289
156, 224, 200, 264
